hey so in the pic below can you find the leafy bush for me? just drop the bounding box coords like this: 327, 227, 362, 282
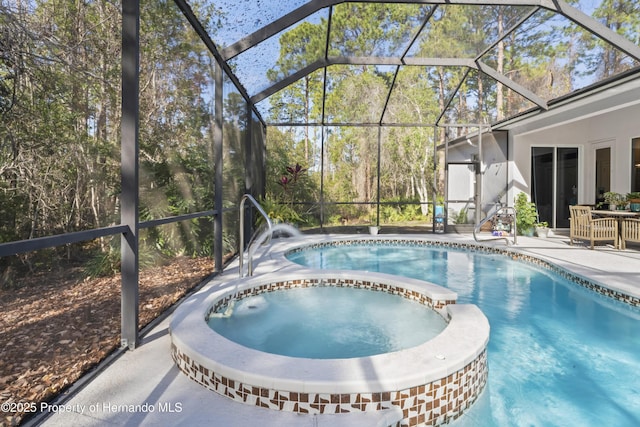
378, 199, 426, 224
604, 191, 625, 205
258, 198, 305, 226
84, 245, 121, 278
84, 239, 161, 278
514, 193, 537, 235
454, 208, 469, 224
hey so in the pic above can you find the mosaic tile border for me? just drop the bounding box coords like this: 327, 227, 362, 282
285, 238, 640, 308
172, 343, 487, 427
206, 277, 456, 320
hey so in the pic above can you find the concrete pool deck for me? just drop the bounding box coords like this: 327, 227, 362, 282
35, 232, 640, 427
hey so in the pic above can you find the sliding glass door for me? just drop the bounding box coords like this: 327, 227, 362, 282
531, 147, 554, 225
632, 138, 640, 192
531, 147, 579, 228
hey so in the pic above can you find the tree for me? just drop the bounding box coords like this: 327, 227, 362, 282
267, 21, 325, 163
1, 0, 225, 264
382, 66, 438, 216
574, 0, 640, 79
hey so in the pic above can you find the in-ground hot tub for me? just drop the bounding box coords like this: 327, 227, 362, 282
207, 281, 449, 359
170, 271, 489, 427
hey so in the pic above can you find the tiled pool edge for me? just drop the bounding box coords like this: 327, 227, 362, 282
284, 238, 640, 308
170, 273, 490, 427
171, 344, 487, 427
206, 277, 456, 318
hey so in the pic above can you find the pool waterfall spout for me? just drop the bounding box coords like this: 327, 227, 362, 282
242, 223, 302, 277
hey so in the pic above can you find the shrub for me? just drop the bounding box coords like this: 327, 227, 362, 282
514, 193, 537, 235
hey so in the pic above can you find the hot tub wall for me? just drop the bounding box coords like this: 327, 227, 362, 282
171, 274, 489, 427
172, 344, 487, 427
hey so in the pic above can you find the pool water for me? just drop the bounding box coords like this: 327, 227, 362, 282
287, 244, 640, 427
207, 286, 447, 359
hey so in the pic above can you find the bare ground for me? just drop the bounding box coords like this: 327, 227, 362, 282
0, 256, 220, 426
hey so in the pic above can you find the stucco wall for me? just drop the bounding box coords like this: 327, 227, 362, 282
508, 93, 640, 207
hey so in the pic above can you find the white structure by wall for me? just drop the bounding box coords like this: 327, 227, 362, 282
446, 132, 508, 223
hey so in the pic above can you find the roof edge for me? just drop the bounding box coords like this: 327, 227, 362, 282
492, 67, 640, 130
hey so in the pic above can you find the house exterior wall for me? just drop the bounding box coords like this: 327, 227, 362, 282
509, 102, 640, 207
503, 76, 640, 219
438, 75, 640, 227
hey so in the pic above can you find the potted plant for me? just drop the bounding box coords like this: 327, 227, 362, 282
534, 221, 550, 238
603, 192, 625, 210
627, 192, 640, 212
455, 208, 468, 224
452, 207, 474, 233
368, 210, 380, 235
514, 193, 537, 236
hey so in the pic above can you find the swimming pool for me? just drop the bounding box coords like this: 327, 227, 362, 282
286, 240, 640, 427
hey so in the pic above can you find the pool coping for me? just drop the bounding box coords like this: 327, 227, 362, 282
170, 270, 489, 394
263, 235, 640, 308
169, 269, 490, 426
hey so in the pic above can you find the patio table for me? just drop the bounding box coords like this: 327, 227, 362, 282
591, 210, 640, 248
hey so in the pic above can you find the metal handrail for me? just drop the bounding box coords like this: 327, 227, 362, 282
239, 194, 273, 277
473, 204, 517, 245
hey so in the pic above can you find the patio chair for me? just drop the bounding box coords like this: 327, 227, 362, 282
569, 205, 618, 249
621, 218, 640, 250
